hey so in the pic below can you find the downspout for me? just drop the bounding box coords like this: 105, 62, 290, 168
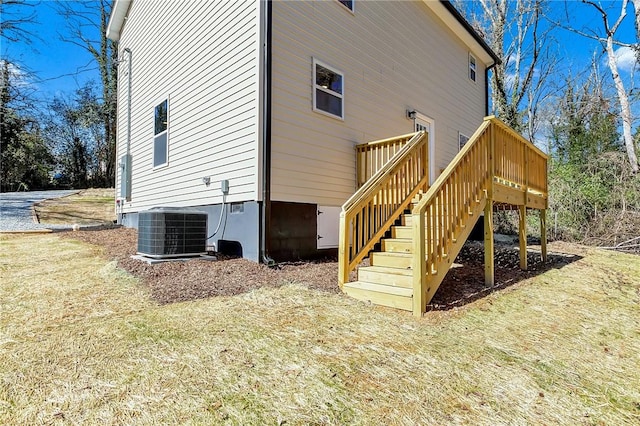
124, 48, 132, 162
119, 47, 133, 205
260, 0, 275, 266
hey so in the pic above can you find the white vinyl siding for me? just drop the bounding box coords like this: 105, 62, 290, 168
115, 0, 260, 212
270, 0, 487, 206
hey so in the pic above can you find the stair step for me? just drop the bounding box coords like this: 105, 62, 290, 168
402, 214, 461, 226
390, 226, 457, 244
403, 214, 449, 226
391, 226, 412, 239
343, 281, 413, 311
370, 251, 413, 269
381, 238, 457, 253
381, 238, 413, 253
357, 265, 413, 288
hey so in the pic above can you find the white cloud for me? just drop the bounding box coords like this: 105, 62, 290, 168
0, 60, 31, 88
614, 46, 638, 73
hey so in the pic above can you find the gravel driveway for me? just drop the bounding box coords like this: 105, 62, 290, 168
0, 190, 78, 232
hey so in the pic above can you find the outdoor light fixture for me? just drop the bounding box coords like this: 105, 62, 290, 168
407, 110, 417, 120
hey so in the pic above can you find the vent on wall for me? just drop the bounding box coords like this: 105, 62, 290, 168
137, 208, 207, 258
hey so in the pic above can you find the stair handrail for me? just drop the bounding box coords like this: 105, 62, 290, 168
410, 118, 493, 315
358, 132, 419, 148
339, 131, 429, 287
343, 131, 425, 212
411, 121, 491, 216
355, 132, 418, 187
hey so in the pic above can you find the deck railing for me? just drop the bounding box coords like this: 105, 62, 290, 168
411, 116, 549, 315
492, 119, 548, 194
338, 131, 429, 287
355, 133, 416, 187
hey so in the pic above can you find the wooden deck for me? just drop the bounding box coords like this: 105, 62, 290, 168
338, 116, 549, 317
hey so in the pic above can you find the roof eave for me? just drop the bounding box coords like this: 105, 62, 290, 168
424, 0, 501, 66
106, 0, 132, 42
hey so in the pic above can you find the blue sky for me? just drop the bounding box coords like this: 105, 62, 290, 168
549, 1, 637, 74
2, 1, 100, 101
2, 1, 638, 109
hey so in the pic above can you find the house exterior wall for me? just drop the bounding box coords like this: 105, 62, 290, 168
269, 0, 488, 207
114, 0, 262, 214
120, 201, 261, 262
110, 0, 493, 261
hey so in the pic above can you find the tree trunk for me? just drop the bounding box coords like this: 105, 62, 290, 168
633, 0, 640, 50
605, 28, 639, 172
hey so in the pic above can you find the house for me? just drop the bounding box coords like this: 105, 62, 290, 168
107, 0, 548, 315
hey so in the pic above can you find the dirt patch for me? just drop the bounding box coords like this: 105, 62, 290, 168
430, 240, 579, 309
62, 227, 340, 304
62, 227, 577, 307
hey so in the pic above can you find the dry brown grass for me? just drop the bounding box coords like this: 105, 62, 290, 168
34, 188, 115, 225
1, 234, 639, 425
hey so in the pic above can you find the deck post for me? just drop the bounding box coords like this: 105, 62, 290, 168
484, 202, 494, 286
412, 210, 426, 317
519, 205, 527, 270
484, 119, 495, 287
338, 211, 349, 289
540, 209, 547, 262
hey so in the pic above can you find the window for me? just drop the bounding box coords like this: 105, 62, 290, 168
459, 132, 470, 150
153, 99, 168, 168
469, 53, 477, 82
337, 0, 354, 12
313, 59, 344, 119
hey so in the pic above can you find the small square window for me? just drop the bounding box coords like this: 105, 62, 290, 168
338, 0, 354, 12
469, 53, 477, 82
459, 133, 470, 150
313, 59, 344, 119
153, 99, 168, 168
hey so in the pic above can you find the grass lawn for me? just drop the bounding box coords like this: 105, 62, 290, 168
34, 188, 116, 225
1, 234, 639, 425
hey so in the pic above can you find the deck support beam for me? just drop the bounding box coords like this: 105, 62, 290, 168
485, 121, 495, 287
540, 209, 547, 262
484, 202, 494, 286
338, 212, 348, 288
519, 205, 527, 270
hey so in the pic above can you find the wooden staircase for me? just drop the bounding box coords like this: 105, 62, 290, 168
338, 116, 549, 316
343, 197, 423, 311
343, 193, 485, 311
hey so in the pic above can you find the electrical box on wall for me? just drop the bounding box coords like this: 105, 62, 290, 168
120, 154, 132, 201
221, 179, 229, 194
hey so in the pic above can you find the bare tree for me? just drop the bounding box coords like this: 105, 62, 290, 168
579, 0, 639, 173
454, 0, 558, 142
0, 0, 38, 44
55, 0, 118, 186
632, 0, 640, 61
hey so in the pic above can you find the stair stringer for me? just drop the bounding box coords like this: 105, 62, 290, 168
422, 194, 488, 306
